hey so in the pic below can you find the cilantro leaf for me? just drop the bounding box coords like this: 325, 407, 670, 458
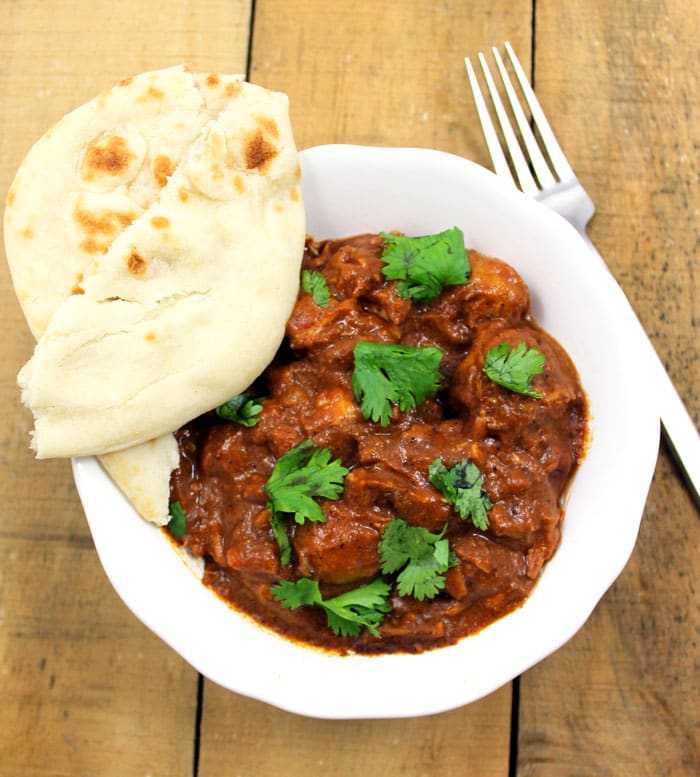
265, 440, 349, 524
483, 341, 545, 398
379, 226, 470, 302
167, 500, 187, 539
301, 269, 331, 307
378, 518, 454, 601
216, 392, 264, 427
264, 440, 349, 564
352, 341, 443, 426
271, 577, 391, 637
270, 576, 323, 608
428, 459, 492, 531
322, 579, 392, 637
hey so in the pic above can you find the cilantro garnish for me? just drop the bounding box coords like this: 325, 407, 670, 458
352, 341, 443, 426
428, 459, 492, 531
216, 392, 264, 427
379, 518, 456, 601
167, 500, 187, 539
265, 440, 348, 524
379, 226, 470, 302
483, 341, 545, 398
264, 440, 349, 565
301, 269, 331, 307
271, 577, 391, 637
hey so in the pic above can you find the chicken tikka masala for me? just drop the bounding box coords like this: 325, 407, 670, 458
169, 228, 588, 654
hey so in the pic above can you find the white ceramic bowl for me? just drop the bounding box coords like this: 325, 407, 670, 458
72, 145, 659, 719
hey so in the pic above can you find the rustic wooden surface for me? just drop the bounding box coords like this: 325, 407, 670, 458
519, 3, 700, 775
1, 1, 697, 775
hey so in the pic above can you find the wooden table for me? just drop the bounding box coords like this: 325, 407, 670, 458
1, 2, 697, 775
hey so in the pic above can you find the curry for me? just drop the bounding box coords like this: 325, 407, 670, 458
170, 232, 587, 654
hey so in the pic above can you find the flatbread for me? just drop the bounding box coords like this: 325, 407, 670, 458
5, 66, 305, 524
5, 65, 252, 338
99, 434, 180, 526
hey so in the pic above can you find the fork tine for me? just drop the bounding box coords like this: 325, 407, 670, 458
476, 52, 539, 196
504, 41, 575, 182
464, 57, 512, 183
491, 47, 556, 189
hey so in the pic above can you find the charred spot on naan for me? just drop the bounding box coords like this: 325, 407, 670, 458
210, 162, 225, 181
79, 237, 98, 254
255, 115, 280, 140
196, 72, 243, 102
186, 114, 283, 200
127, 250, 148, 275
150, 215, 171, 229
71, 285, 85, 297
82, 136, 135, 180
80, 132, 146, 190
224, 81, 243, 98
70, 273, 85, 295
244, 127, 279, 173
137, 85, 166, 102
153, 155, 175, 188
72, 198, 139, 255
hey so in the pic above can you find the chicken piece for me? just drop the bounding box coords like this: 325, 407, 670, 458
460, 252, 531, 326
400, 252, 530, 366
306, 234, 387, 300
293, 504, 382, 585
450, 321, 587, 476
343, 465, 450, 531
302, 385, 363, 434
287, 296, 400, 368
444, 533, 528, 602
222, 508, 280, 576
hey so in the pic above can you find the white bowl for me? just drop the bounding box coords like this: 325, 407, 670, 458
72, 145, 659, 719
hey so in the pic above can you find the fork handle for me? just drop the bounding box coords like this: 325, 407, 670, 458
580, 233, 700, 507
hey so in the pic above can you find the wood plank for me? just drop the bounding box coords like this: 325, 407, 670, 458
248, 0, 533, 159
517, 1, 699, 774
199, 683, 512, 777
198, 3, 530, 775
0, 534, 197, 777
0, 2, 252, 774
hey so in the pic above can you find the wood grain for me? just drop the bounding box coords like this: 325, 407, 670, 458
518, 1, 699, 774
249, 0, 533, 158
0, 2, 251, 774
2, 0, 698, 775
198, 683, 511, 777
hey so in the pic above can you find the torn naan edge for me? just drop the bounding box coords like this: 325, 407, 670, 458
5, 66, 304, 524
99, 434, 180, 526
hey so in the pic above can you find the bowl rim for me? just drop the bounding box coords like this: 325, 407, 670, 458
72, 144, 659, 719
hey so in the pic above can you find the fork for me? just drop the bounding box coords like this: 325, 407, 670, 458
465, 43, 700, 506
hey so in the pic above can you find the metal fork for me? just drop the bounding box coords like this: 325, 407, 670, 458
465, 43, 700, 506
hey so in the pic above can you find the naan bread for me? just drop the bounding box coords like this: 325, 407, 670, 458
4, 66, 305, 524
5, 65, 252, 338
98, 434, 180, 525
